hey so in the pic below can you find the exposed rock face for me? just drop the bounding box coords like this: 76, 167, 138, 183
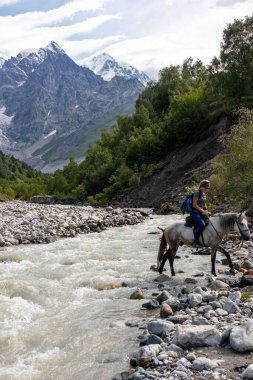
118, 115, 236, 212
0, 42, 145, 171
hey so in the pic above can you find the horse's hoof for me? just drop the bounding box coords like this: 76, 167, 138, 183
150, 265, 158, 272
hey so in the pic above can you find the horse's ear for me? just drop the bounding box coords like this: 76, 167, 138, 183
242, 211, 248, 219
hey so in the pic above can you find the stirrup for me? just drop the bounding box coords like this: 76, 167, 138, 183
192, 242, 202, 249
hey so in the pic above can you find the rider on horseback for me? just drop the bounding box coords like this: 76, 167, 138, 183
190, 179, 210, 248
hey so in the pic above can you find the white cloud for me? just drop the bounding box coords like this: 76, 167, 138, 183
0, 0, 117, 57
0, 0, 253, 76
216, 0, 248, 6
0, 0, 20, 6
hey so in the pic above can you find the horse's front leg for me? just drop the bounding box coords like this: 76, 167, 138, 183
211, 248, 217, 276
169, 251, 176, 276
217, 245, 235, 274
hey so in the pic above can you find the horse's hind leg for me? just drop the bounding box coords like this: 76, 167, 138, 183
158, 248, 170, 274
159, 244, 179, 276
217, 245, 235, 274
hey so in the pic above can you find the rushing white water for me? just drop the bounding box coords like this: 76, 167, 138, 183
0, 213, 212, 380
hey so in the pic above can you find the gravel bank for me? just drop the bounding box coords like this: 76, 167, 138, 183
0, 200, 146, 246
113, 239, 253, 380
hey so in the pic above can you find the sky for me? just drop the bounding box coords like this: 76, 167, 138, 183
0, 0, 252, 77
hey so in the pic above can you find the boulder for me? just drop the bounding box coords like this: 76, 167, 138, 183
230, 320, 253, 352
242, 364, 253, 379
222, 299, 241, 314
172, 325, 221, 348
188, 293, 202, 307
130, 289, 145, 300
160, 303, 173, 318
157, 290, 177, 304
192, 357, 219, 371
132, 345, 161, 367
147, 320, 174, 337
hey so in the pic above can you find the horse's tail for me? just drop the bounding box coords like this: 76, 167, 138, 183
157, 232, 167, 269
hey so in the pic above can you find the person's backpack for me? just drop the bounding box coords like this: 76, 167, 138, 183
180, 191, 201, 214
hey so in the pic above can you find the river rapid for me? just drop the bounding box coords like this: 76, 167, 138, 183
0, 213, 211, 380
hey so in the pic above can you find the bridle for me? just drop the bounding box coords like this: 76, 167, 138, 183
209, 214, 250, 244
235, 215, 250, 242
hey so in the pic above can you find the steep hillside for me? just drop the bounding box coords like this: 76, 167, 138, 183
0, 150, 40, 181
117, 116, 233, 212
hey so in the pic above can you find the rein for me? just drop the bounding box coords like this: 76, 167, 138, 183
209, 218, 223, 242
209, 214, 250, 246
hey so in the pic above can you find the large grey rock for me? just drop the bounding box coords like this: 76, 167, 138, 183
192, 357, 219, 371
242, 364, 253, 379
147, 320, 174, 337
188, 293, 202, 307
172, 325, 221, 348
222, 299, 241, 314
157, 290, 177, 304
228, 291, 241, 302
230, 320, 253, 352
132, 344, 161, 367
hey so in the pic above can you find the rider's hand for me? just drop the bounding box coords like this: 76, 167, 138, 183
202, 210, 209, 217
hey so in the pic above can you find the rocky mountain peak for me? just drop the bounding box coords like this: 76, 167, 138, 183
85, 52, 150, 86
0, 42, 145, 172
0, 57, 6, 68
7, 42, 66, 76
45, 41, 66, 55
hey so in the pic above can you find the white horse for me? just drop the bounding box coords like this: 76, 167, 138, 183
157, 212, 250, 276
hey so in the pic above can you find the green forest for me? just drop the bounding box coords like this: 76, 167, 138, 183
1, 15, 253, 208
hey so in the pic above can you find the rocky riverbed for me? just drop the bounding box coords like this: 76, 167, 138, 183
113, 240, 253, 380
0, 200, 146, 246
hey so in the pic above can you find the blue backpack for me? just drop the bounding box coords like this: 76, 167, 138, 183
180, 191, 201, 214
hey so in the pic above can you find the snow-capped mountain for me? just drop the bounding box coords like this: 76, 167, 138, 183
0, 42, 145, 172
6, 41, 65, 77
85, 53, 150, 86
0, 57, 5, 68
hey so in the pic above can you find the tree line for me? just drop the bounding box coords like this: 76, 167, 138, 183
1, 14, 253, 208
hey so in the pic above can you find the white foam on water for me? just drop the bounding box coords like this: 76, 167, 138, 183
0, 214, 212, 379
0, 347, 61, 379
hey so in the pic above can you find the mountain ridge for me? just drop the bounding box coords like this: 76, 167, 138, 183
0, 42, 148, 172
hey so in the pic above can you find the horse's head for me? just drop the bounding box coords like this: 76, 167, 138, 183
235, 212, 251, 241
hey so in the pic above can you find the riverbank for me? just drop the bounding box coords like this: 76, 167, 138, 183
113, 238, 253, 380
0, 200, 146, 246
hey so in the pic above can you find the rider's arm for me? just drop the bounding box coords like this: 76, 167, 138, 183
193, 192, 207, 215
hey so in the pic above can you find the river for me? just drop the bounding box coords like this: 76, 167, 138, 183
0, 213, 211, 380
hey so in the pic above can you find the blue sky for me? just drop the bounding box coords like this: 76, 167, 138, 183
0, 0, 252, 77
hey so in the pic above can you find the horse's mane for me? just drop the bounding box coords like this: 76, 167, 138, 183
211, 212, 238, 230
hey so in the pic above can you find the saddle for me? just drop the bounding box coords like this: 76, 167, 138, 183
184, 215, 194, 228
184, 215, 209, 228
